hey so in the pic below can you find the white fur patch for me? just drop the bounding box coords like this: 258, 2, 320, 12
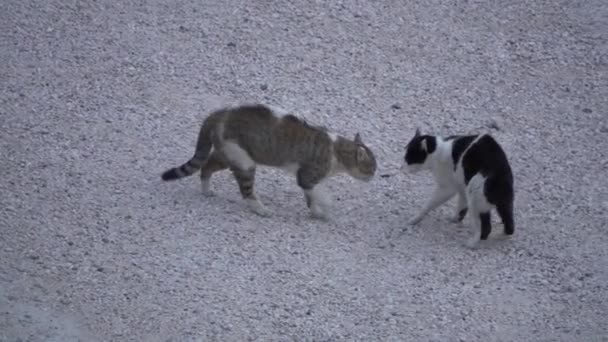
466, 174, 493, 213
201, 179, 214, 196
280, 163, 300, 175
465, 229, 482, 249
266, 104, 292, 117
306, 185, 330, 207
328, 132, 339, 142
222, 140, 256, 170
420, 139, 427, 151
305, 184, 331, 220
329, 154, 344, 176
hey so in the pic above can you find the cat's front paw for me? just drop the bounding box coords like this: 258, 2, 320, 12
247, 200, 271, 217
496, 232, 513, 240
450, 208, 467, 223
463, 238, 480, 249
449, 215, 464, 224
201, 181, 215, 197
310, 205, 330, 221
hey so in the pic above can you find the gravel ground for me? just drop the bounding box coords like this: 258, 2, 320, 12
1, 0, 607, 341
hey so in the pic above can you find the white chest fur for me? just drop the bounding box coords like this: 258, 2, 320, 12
430, 140, 460, 188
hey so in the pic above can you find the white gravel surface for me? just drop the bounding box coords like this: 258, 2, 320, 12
1, 0, 607, 341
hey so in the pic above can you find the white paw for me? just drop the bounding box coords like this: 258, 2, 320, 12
464, 238, 480, 249
248, 200, 271, 217
450, 216, 465, 224
201, 181, 214, 197
310, 204, 330, 221
496, 233, 513, 240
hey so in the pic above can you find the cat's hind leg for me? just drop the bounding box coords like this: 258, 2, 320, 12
464, 175, 493, 248
450, 190, 468, 223
231, 166, 270, 217
464, 211, 492, 249
409, 186, 456, 226
496, 201, 515, 237
464, 208, 482, 249
221, 141, 270, 217
479, 212, 492, 240
199, 151, 228, 196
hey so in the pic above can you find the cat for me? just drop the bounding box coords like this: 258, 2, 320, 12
161, 103, 377, 220
400, 128, 515, 248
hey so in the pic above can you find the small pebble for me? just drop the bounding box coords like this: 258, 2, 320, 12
582, 108, 592, 113
391, 103, 401, 110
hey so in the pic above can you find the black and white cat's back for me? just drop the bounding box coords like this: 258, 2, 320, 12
401, 129, 515, 248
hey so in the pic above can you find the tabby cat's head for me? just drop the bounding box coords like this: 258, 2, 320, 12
340, 133, 377, 182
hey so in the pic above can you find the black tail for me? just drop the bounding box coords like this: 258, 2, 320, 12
161, 113, 219, 182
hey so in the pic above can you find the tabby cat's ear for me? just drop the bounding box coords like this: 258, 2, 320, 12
354, 132, 362, 144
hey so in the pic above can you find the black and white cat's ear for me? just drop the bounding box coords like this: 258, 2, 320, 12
414, 128, 421, 137
420, 137, 427, 152
354, 132, 363, 144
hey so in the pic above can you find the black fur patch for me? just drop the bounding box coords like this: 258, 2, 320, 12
450, 135, 478, 170
161, 168, 180, 181
458, 208, 468, 221
460, 134, 514, 207
480, 212, 492, 240
404, 135, 437, 166
496, 202, 515, 235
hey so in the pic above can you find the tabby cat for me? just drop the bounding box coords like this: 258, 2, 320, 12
161, 103, 377, 220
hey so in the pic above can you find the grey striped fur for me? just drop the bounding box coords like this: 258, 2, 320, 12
161, 103, 377, 219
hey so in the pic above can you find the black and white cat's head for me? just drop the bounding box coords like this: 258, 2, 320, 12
400, 128, 437, 174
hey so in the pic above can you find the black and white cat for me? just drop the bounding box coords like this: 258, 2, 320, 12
401, 129, 515, 248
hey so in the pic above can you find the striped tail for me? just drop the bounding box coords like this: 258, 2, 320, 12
161, 114, 218, 181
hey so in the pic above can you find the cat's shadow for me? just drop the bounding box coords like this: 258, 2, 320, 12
381, 213, 514, 250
